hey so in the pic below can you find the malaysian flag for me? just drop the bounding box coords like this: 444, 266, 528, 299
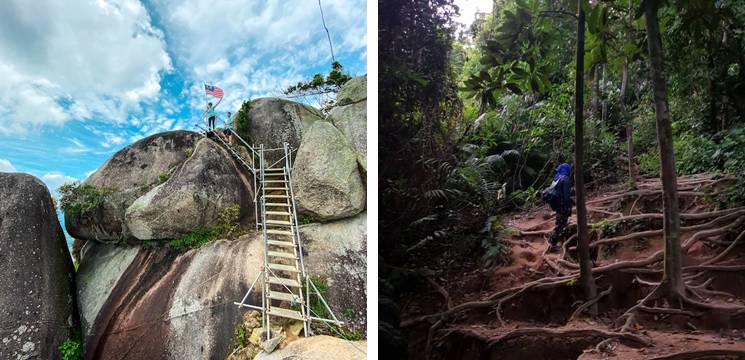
204, 84, 224, 98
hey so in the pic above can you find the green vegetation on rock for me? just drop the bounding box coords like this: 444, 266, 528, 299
59, 331, 82, 360
167, 204, 243, 250
58, 182, 114, 217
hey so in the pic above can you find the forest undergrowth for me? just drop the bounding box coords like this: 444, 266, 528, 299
399, 173, 745, 359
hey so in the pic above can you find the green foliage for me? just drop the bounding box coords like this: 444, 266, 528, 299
59, 332, 82, 360
638, 151, 659, 176
234, 100, 252, 136
336, 326, 364, 341
168, 227, 222, 250
309, 276, 330, 319
342, 308, 355, 318
297, 213, 317, 225
233, 325, 247, 350
284, 62, 352, 96
156, 172, 170, 186
168, 205, 242, 250
58, 182, 114, 217
511, 187, 540, 208
591, 218, 619, 237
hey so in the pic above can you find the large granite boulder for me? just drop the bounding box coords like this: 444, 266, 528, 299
65, 131, 202, 242
243, 98, 323, 164
335, 75, 367, 106
78, 234, 264, 359
254, 335, 367, 360
125, 138, 253, 240
301, 213, 367, 335
329, 76, 366, 171
0, 173, 78, 359
292, 121, 365, 221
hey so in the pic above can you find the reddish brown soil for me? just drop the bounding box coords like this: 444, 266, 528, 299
401, 175, 745, 359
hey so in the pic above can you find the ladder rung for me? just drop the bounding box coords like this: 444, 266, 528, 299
264, 194, 288, 198
265, 187, 288, 191
268, 263, 300, 272
268, 276, 301, 287
266, 211, 292, 216
263, 180, 287, 183
268, 250, 296, 259
265, 203, 291, 207
267, 229, 293, 236
268, 240, 295, 247
265, 168, 285, 172
266, 219, 292, 225
267, 291, 301, 303
268, 306, 304, 321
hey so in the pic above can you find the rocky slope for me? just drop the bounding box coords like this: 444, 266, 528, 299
60, 76, 367, 359
0, 173, 79, 359
0, 76, 367, 359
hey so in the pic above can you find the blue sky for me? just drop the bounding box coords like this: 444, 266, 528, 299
0, 0, 367, 194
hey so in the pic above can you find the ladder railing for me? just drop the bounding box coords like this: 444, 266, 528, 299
195, 124, 261, 230
194, 127, 344, 339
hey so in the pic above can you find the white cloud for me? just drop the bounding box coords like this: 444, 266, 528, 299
0, 0, 171, 134
40, 172, 78, 193
0, 158, 17, 172
148, 0, 366, 111
453, 0, 493, 26
62, 138, 91, 154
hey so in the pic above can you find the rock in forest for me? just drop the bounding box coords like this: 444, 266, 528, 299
78, 234, 264, 359
292, 121, 365, 221
125, 138, 253, 240
329, 76, 367, 171
243, 98, 323, 163
301, 212, 367, 334
65, 130, 202, 242
254, 335, 367, 360
0, 173, 78, 359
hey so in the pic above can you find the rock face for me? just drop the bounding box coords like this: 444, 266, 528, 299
335, 75, 367, 106
78, 234, 264, 360
0, 173, 78, 359
65, 131, 202, 241
292, 121, 365, 221
254, 335, 367, 360
329, 76, 367, 171
244, 98, 323, 163
301, 212, 367, 334
125, 138, 253, 240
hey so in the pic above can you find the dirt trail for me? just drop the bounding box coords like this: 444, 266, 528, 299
401, 173, 745, 359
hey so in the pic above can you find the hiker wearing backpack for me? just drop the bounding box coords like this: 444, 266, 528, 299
543, 163, 573, 252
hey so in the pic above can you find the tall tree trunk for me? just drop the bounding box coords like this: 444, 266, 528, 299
574, 2, 598, 315
621, 0, 634, 185
601, 65, 608, 125
644, 0, 684, 296
590, 65, 600, 122
621, 59, 634, 184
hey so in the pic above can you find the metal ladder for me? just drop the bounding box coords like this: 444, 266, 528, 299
195, 125, 342, 340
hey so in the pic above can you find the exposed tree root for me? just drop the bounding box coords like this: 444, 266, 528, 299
485, 327, 650, 348
649, 349, 745, 360
569, 285, 613, 322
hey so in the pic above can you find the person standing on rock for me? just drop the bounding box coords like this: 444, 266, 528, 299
205, 102, 217, 132
543, 163, 573, 252
222, 111, 234, 143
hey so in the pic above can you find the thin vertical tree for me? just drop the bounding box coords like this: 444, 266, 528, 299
643, 0, 684, 297
574, 0, 598, 316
